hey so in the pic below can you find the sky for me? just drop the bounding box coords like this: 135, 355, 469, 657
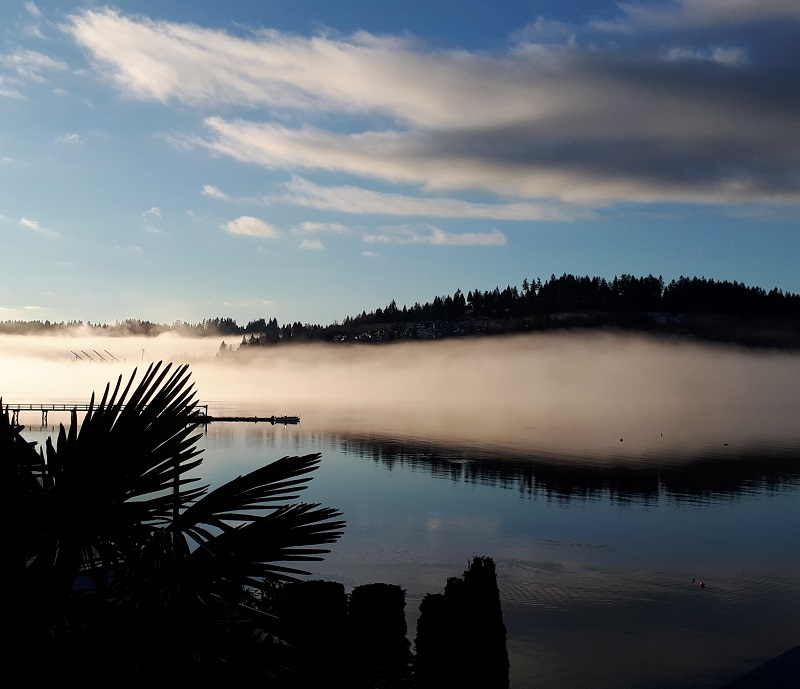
1, 0, 798, 327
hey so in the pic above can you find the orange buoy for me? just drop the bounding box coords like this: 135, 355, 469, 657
700, 581, 705, 588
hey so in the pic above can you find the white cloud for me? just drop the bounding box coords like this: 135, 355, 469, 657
19, 217, 59, 238
361, 251, 380, 258
25, 2, 42, 18
363, 225, 507, 246
143, 206, 162, 219
200, 118, 421, 178
281, 177, 587, 220
429, 227, 507, 246
65, 8, 525, 128
64, 7, 800, 207
299, 238, 325, 251
222, 216, 279, 238
196, 72, 799, 205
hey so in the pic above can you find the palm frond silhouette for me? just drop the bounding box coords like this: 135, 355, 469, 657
1, 361, 345, 685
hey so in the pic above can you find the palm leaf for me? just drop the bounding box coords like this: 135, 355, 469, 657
175, 454, 325, 527
44, 362, 206, 528
4, 363, 347, 683
187, 502, 346, 584
120, 454, 346, 605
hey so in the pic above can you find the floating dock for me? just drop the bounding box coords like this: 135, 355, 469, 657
196, 414, 300, 425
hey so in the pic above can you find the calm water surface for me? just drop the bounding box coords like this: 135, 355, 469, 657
19, 402, 800, 689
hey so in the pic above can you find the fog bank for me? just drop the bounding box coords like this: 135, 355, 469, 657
3, 331, 800, 458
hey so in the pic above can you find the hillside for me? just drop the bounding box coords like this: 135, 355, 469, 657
4, 274, 800, 350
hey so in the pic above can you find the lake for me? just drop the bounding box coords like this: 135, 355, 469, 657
8, 331, 800, 687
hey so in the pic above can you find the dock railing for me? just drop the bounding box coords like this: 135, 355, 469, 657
3, 402, 209, 425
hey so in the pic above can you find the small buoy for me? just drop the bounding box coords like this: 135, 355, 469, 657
691, 578, 695, 583
700, 581, 705, 588
620, 438, 623, 442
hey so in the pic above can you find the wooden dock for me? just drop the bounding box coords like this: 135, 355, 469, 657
4, 402, 110, 425
3, 403, 299, 426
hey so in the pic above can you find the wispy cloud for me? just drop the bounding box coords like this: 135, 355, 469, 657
142, 206, 162, 220
0, 49, 67, 82
222, 216, 279, 238
24, 2, 42, 18
56, 132, 83, 145
63, 5, 800, 208
19, 217, 59, 238
511, 17, 576, 45
201, 183, 268, 206
299, 238, 325, 251
281, 177, 586, 220
296, 221, 350, 234
201, 184, 233, 201
364, 225, 507, 246
222, 298, 275, 309
662, 45, 748, 65
0, 76, 23, 99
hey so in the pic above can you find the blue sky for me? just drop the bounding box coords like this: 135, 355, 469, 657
1, 1, 798, 327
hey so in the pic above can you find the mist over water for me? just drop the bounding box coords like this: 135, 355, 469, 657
3, 330, 800, 460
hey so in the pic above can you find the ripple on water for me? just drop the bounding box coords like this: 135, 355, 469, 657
496, 557, 800, 613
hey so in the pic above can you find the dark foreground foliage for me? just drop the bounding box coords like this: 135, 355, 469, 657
1, 363, 509, 687
250, 556, 509, 689
414, 556, 509, 689
0, 362, 345, 686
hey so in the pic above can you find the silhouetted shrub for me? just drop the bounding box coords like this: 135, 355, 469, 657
349, 582, 411, 683
414, 556, 509, 689
279, 579, 348, 651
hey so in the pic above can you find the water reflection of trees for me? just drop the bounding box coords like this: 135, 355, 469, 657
314, 432, 800, 502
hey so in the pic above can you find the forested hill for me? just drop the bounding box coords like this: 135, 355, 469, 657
232, 274, 799, 349
3, 274, 800, 349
